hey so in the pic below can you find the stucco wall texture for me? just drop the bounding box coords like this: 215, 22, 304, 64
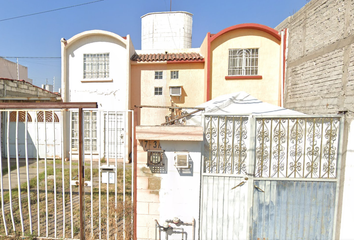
210, 29, 281, 105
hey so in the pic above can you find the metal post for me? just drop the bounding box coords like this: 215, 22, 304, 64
79, 108, 85, 240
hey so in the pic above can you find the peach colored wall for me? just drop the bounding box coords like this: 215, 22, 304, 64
210, 29, 281, 106
167, 63, 204, 106
131, 62, 204, 126
131, 63, 169, 125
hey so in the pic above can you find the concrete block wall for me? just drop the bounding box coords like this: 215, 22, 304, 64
276, 0, 354, 239
276, 0, 354, 115
0, 79, 59, 99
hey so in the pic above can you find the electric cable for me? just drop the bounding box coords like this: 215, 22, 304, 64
0, 0, 104, 22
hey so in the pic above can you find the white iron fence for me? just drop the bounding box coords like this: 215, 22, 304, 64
0, 109, 134, 239
201, 115, 343, 240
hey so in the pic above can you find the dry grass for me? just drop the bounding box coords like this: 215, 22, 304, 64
0, 160, 133, 239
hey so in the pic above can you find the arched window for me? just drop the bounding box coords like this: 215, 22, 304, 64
9, 111, 32, 122
37, 111, 59, 122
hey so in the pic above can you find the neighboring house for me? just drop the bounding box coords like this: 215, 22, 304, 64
131, 50, 205, 125
206, 23, 284, 105
0, 57, 33, 83
0, 78, 62, 159
132, 12, 285, 126
60, 30, 135, 160
275, 0, 354, 239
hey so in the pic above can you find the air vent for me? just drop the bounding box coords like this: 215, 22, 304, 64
169, 86, 182, 96
174, 152, 189, 168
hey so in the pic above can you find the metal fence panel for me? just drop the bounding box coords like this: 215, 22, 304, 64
202, 115, 342, 240
255, 117, 341, 179
200, 176, 248, 240
204, 115, 249, 175
0, 109, 133, 239
251, 180, 336, 240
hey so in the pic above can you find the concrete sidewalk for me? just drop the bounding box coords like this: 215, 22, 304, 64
1, 158, 45, 190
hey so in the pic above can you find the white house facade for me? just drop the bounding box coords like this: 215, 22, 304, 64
60, 30, 135, 159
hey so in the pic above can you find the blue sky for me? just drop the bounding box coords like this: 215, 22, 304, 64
0, 0, 309, 91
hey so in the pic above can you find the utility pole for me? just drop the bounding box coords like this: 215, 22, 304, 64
170, 0, 172, 11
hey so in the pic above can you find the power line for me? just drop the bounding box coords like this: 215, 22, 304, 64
0, 0, 104, 22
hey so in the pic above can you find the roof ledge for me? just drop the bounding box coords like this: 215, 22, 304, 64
136, 125, 203, 141
210, 23, 281, 42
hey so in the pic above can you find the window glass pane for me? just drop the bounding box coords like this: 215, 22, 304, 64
154, 87, 162, 95
155, 71, 163, 79
92, 139, 97, 151
83, 53, 109, 79
228, 48, 258, 76
171, 71, 179, 79
72, 139, 78, 149
72, 111, 98, 153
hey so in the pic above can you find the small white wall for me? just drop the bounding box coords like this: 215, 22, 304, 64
158, 141, 201, 240
141, 12, 193, 50
4, 112, 62, 159
339, 119, 354, 239
66, 34, 128, 111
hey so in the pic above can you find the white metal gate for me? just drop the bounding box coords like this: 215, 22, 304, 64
0, 108, 134, 239
200, 115, 343, 240
201, 115, 250, 240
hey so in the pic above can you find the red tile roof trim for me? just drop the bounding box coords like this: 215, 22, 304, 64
167, 59, 205, 64
131, 52, 204, 63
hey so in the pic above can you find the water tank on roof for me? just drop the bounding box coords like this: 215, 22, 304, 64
141, 11, 193, 50
42, 84, 53, 92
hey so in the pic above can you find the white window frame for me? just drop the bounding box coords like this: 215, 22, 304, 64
71, 111, 98, 152
155, 71, 163, 80
154, 87, 163, 95
83, 53, 109, 79
228, 49, 258, 76
171, 70, 179, 79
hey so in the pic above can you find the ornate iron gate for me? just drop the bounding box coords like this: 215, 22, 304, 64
201, 115, 343, 240
201, 115, 250, 240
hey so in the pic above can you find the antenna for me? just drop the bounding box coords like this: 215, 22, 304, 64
16, 58, 19, 80
170, 0, 171, 11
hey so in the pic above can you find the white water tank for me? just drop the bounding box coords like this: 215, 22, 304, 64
141, 11, 193, 50
42, 84, 53, 92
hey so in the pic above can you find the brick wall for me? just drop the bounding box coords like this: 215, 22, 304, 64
276, 0, 353, 115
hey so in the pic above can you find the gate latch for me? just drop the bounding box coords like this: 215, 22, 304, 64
231, 181, 246, 190
254, 185, 265, 192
